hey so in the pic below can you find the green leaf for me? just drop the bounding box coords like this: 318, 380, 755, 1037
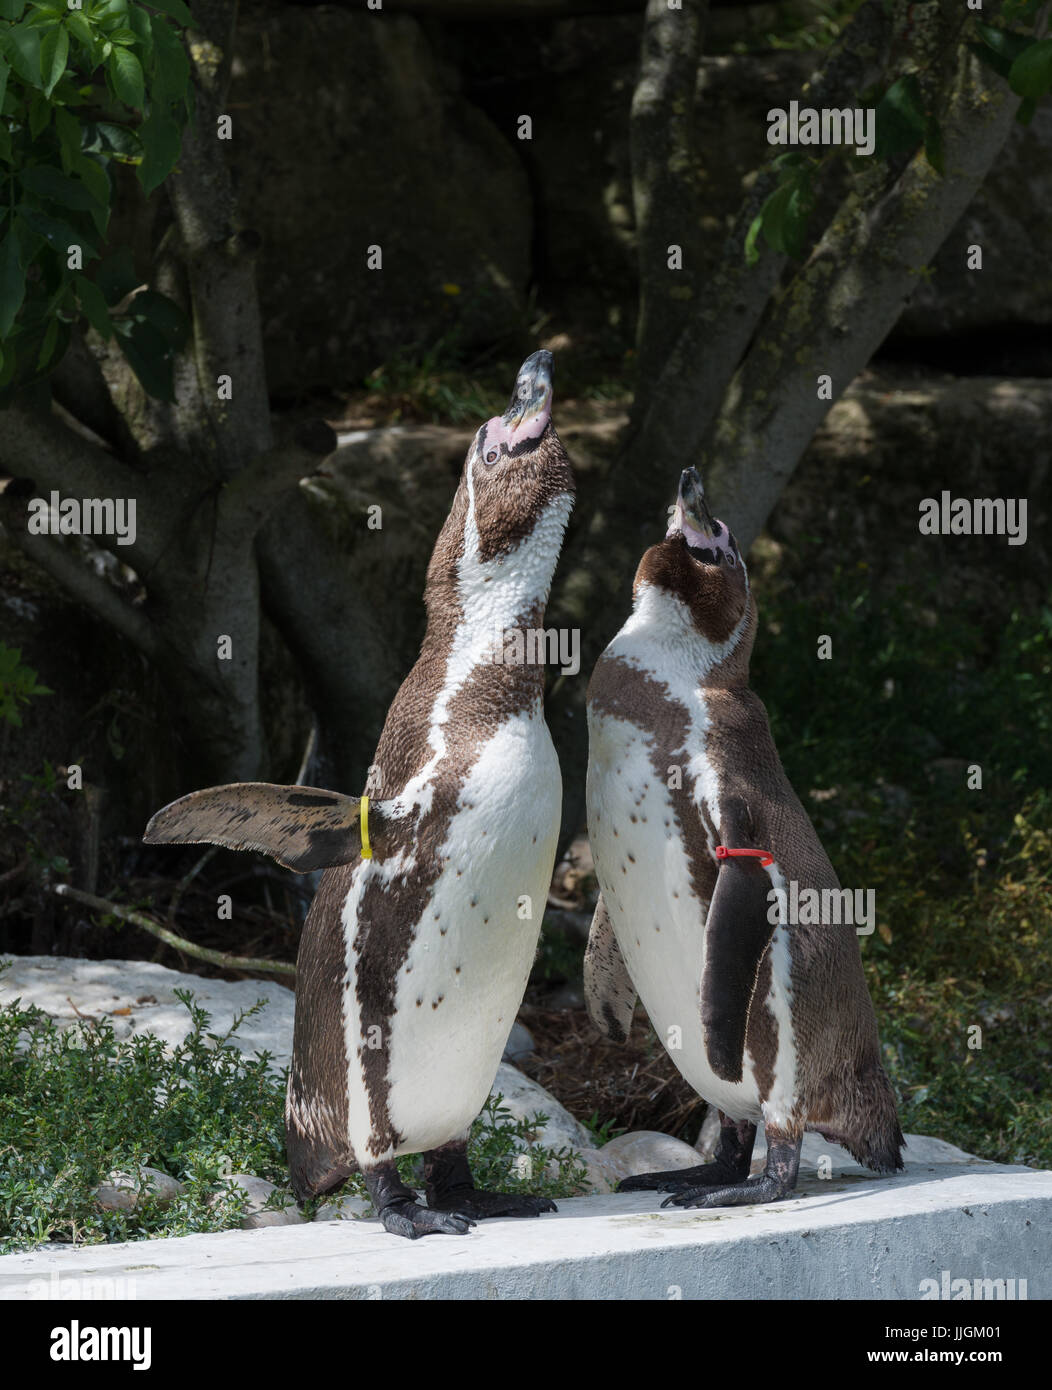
1008, 37, 1052, 99
126, 4, 152, 47
108, 42, 143, 109
0, 60, 9, 114
54, 105, 82, 169
968, 41, 1013, 80
1016, 94, 1038, 124
81, 119, 142, 162
66, 12, 94, 50
113, 315, 174, 400
0, 232, 25, 338
20, 165, 103, 214
758, 178, 796, 256
782, 178, 815, 260
744, 211, 763, 267
28, 89, 50, 138
149, 13, 189, 105
95, 245, 138, 305
137, 109, 181, 196
106, 27, 137, 45
72, 154, 111, 236
16, 204, 96, 260
39, 19, 68, 98
874, 74, 927, 161
974, 22, 1033, 68
125, 288, 188, 350
146, 0, 191, 25
7, 22, 42, 87
0, 0, 26, 21
74, 273, 112, 338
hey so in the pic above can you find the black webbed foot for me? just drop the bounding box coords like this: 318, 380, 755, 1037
662, 1126, 801, 1210
365, 1162, 475, 1240
379, 1198, 476, 1239
619, 1162, 742, 1194
424, 1140, 556, 1221
429, 1188, 556, 1219
618, 1113, 757, 1193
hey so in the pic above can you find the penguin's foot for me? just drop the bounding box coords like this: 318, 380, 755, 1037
661, 1126, 801, 1210
423, 1139, 557, 1220
364, 1162, 475, 1240
430, 1187, 557, 1220
380, 1198, 476, 1240
618, 1161, 746, 1194
619, 1113, 757, 1193
661, 1173, 793, 1209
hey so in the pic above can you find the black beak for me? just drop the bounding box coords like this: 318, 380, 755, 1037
504, 350, 553, 431
679, 467, 716, 537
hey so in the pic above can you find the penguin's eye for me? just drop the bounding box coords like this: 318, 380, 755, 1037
484, 447, 500, 465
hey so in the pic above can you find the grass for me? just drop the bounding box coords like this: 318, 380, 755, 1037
752, 567, 1052, 1169
0, 984, 586, 1255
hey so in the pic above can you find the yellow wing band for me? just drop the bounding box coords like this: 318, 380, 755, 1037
360, 795, 373, 860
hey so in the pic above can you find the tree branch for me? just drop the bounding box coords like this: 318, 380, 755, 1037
0, 403, 162, 571
703, 38, 1021, 549
631, 0, 897, 448
165, 0, 273, 472
630, 0, 708, 396
50, 882, 296, 978
0, 489, 159, 658
49, 329, 143, 463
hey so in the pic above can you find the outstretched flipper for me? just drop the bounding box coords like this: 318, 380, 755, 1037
584, 893, 637, 1043
144, 781, 385, 873
700, 807, 779, 1083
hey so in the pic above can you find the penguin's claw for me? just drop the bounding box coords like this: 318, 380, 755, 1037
618, 1162, 746, 1194
379, 1199, 476, 1239
429, 1188, 557, 1220
660, 1175, 794, 1209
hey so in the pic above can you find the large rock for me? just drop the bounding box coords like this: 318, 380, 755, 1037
599, 1130, 702, 1179
0, 956, 295, 1072
226, 8, 531, 393
94, 1166, 184, 1213
489, 1061, 593, 1153
208, 1174, 304, 1229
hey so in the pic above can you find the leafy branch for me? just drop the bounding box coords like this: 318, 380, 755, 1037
0, 0, 192, 397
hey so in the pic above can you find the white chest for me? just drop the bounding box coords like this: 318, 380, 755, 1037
345, 708, 562, 1158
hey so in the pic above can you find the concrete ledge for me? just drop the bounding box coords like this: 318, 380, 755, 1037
3, 1165, 1048, 1300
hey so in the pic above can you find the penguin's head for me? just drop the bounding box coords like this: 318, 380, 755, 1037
455, 349, 575, 567
634, 467, 756, 667
426, 351, 574, 622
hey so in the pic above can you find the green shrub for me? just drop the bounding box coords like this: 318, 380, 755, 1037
0, 982, 586, 1253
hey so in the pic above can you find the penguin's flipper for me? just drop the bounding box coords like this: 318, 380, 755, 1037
144, 782, 374, 873
700, 849, 777, 1083
584, 893, 637, 1043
